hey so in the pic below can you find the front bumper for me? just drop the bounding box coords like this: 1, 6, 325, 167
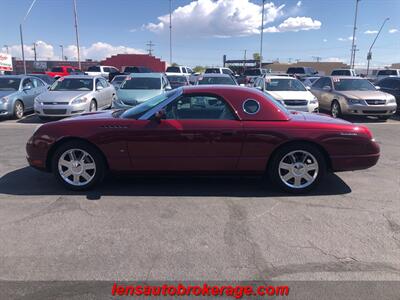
341, 102, 397, 116
284, 103, 319, 113
0, 102, 11, 116
34, 102, 89, 117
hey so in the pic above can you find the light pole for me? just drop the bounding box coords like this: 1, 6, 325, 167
349, 0, 361, 69
366, 18, 389, 77
169, 0, 172, 64
59, 45, 64, 61
73, 0, 81, 69
32, 42, 37, 61
259, 0, 265, 68
20, 0, 37, 74
3, 45, 9, 54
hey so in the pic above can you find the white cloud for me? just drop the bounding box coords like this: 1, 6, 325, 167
265, 16, 321, 33
144, 0, 285, 37
325, 57, 343, 62
323, 38, 328, 42
389, 28, 398, 34
4, 41, 143, 61
296, 1, 302, 7
364, 30, 378, 34
338, 36, 354, 42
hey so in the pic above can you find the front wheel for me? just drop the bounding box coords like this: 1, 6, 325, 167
52, 141, 106, 190
330, 101, 342, 118
13, 101, 24, 119
377, 116, 390, 121
268, 143, 326, 193
89, 100, 97, 112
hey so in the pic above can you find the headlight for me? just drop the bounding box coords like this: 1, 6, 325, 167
71, 97, 88, 104
1, 96, 9, 104
388, 97, 396, 104
310, 97, 318, 104
34, 97, 42, 105
347, 98, 364, 105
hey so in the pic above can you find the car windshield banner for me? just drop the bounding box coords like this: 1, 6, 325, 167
0, 53, 13, 71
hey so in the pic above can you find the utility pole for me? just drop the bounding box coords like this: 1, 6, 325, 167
20, 0, 37, 74
73, 0, 81, 69
169, 0, 172, 64
259, 0, 265, 68
243, 49, 247, 71
146, 41, 155, 56
32, 42, 37, 61
59, 45, 64, 61
3, 45, 9, 54
350, 0, 361, 69
312, 56, 322, 62
366, 17, 389, 76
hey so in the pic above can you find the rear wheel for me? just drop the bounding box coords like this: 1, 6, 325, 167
52, 141, 106, 190
13, 100, 24, 119
330, 100, 341, 118
268, 143, 326, 193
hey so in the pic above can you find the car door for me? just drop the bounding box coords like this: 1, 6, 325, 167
99, 78, 113, 108
379, 78, 400, 100
20, 78, 36, 111
126, 93, 244, 171
94, 78, 106, 108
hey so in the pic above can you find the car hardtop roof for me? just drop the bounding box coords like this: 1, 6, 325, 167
63, 75, 97, 79
128, 72, 163, 78
201, 73, 233, 77
0, 74, 29, 78
263, 75, 297, 80
326, 76, 364, 80
182, 85, 252, 93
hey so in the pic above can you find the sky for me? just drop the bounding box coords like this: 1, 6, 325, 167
1, 0, 399, 67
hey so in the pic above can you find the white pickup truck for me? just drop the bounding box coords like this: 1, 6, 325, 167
85, 65, 119, 80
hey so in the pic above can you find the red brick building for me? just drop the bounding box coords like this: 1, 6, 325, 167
101, 54, 167, 72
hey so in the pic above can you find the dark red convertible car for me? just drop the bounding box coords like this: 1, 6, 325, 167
26, 86, 379, 193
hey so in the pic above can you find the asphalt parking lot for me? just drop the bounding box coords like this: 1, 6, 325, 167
0, 114, 399, 282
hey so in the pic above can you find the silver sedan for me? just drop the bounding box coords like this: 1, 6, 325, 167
34, 75, 116, 120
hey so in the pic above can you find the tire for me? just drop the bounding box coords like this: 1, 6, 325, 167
378, 116, 390, 121
330, 100, 342, 118
51, 140, 106, 191
13, 100, 24, 119
89, 100, 97, 112
268, 143, 326, 194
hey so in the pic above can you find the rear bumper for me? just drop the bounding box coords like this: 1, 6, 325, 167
331, 153, 380, 171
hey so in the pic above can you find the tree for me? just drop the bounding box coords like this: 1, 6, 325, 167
171, 62, 179, 67
193, 66, 206, 73
253, 53, 261, 61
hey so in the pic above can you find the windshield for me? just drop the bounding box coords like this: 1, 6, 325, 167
265, 79, 306, 91
205, 68, 220, 74
334, 78, 376, 91
166, 66, 180, 73
287, 67, 305, 74
0, 78, 21, 91
50, 78, 93, 91
244, 69, 261, 76
378, 70, 398, 76
120, 77, 161, 90
198, 76, 235, 85
121, 90, 178, 119
167, 76, 186, 82
51, 67, 63, 72
331, 70, 351, 76
112, 76, 127, 83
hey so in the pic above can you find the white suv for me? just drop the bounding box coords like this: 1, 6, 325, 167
204, 67, 234, 76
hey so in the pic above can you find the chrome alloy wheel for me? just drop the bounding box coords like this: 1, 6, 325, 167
331, 102, 339, 118
278, 150, 319, 189
58, 149, 96, 186
15, 102, 24, 119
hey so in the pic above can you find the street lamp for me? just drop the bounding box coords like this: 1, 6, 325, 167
3, 45, 9, 54
59, 45, 64, 61
366, 17, 389, 77
20, 0, 37, 74
349, 0, 361, 69
259, 0, 265, 68
73, 0, 81, 70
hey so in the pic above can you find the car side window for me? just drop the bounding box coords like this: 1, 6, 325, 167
222, 69, 231, 75
164, 94, 236, 120
66, 68, 73, 73
95, 79, 103, 89
380, 78, 396, 89
99, 78, 109, 87
325, 78, 333, 88
22, 78, 33, 88
31, 78, 43, 88
311, 78, 324, 89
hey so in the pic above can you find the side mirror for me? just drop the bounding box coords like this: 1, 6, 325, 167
165, 86, 172, 91
96, 85, 104, 91
23, 85, 32, 91
154, 109, 166, 122
255, 86, 263, 91
322, 86, 331, 91
375, 86, 381, 90
306, 86, 311, 90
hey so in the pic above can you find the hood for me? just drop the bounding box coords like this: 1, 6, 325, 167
266, 90, 315, 100
0, 90, 17, 98
37, 91, 90, 103
290, 111, 351, 125
117, 89, 162, 104
336, 90, 390, 100
57, 110, 116, 123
